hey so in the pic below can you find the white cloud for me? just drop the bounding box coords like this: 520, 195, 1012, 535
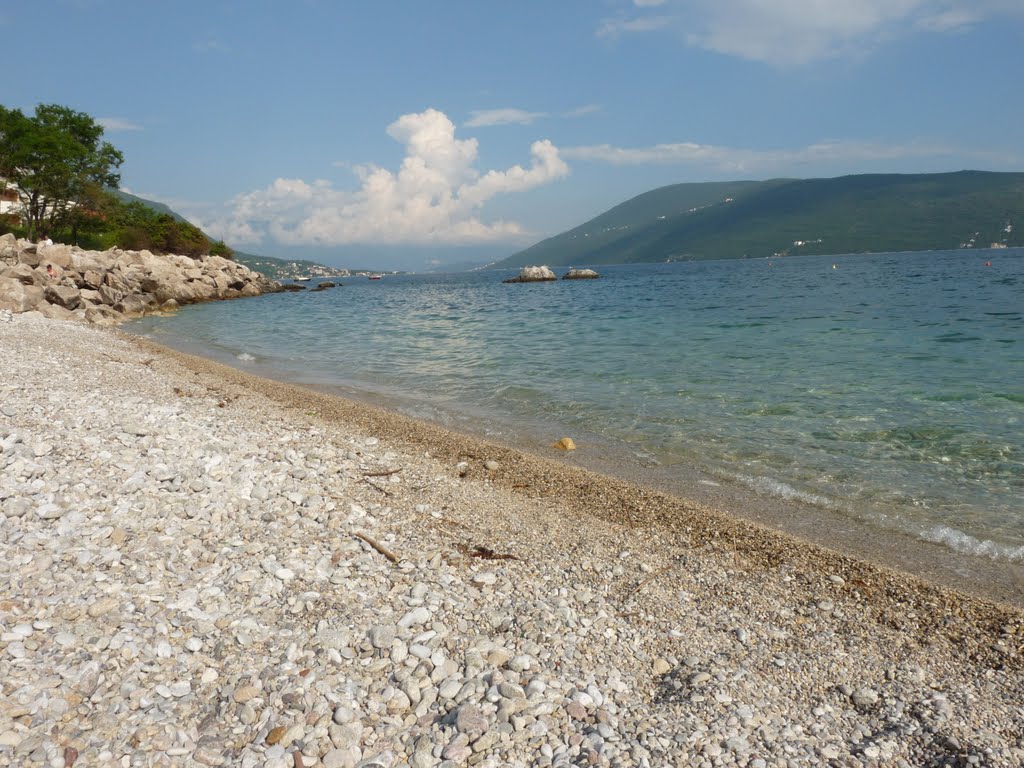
466, 108, 548, 127
97, 117, 142, 132
563, 104, 602, 119
563, 137, 1016, 174
208, 108, 569, 247
600, 0, 1024, 66
597, 14, 673, 39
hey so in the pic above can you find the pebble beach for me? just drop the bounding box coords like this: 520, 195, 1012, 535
2, 309, 1023, 768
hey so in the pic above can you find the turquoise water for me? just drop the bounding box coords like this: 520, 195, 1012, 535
132, 249, 1024, 575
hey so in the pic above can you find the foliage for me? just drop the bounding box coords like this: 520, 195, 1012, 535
106, 200, 214, 257
209, 239, 234, 259
0, 103, 123, 240
499, 171, 1024, 267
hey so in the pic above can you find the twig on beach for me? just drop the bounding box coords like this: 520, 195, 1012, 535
354, 532, 399, 563
456, 543, 520, 561
629, 564, 676, 596
362, 477, 393, 496
362, 468, 402, 477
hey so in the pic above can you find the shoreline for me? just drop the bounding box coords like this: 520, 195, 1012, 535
2, 312, 1023, 766
124, 331, 1023, 626
133, 317, 1024, 611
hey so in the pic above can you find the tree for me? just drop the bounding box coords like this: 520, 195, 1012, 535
0, 103, 123, 240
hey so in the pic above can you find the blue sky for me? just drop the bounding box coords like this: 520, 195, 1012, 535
5, 0, 1023, 270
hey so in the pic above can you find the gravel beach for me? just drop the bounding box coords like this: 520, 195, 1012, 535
2, 309, 1022, 768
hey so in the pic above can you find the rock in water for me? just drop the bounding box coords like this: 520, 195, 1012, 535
503, 265, 557, 283
562, 268, 599, 279
552, 437, 577, 450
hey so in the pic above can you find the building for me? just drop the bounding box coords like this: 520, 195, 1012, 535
0, 183, 23, 224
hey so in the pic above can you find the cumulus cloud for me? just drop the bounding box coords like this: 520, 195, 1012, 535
209, 108, 569, 246
563, 137, 1014, 174
599, 0, 1024, 66
97, 117, 142, 132
466, 108, 548, 127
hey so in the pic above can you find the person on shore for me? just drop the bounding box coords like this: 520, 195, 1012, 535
39, 233, 53, 247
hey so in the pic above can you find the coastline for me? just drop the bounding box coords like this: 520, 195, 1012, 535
2, 312, 1023, 766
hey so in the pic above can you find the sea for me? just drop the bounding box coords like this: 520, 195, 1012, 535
130, 248, 1024, 604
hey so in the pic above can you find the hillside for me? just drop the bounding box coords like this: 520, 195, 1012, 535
115, 192, 345, 279
498, 171, 1024, 267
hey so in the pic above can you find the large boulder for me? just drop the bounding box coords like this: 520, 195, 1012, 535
2, 263, 39, 285
39, 244, 74, 269
0, 233, 18, 264
18, 247, 42, 268
0, 277, 45, 312
503, 265, 557, 283
44, 284, 82, 310
115, 293, 158, 315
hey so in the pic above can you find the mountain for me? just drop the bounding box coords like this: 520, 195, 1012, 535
112, 189, 188, 221
497, 171, 1024, 267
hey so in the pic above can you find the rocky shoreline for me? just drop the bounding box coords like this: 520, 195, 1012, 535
0, 235, 279, 324
2, 311, 1023, 767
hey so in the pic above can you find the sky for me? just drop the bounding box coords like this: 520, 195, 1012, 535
4, 0, 1024, 270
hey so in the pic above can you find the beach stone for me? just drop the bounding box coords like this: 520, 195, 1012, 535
852, 687, 879, 709
455, 704, 489, 735
369, 625, 396, 649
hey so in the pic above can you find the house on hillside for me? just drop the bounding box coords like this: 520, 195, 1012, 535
0, 183, 23, 225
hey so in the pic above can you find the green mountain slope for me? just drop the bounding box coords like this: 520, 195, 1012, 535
498, 171, 1024, 267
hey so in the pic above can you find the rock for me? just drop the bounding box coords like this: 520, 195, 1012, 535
562, 268, 600, 279
0, 277, 44, 312
852, 687, 879, 709
2, 263, 37, 284
369, 625, 396, 649
0, 239, 279, 321
44, 284, 82, 310
455, 704, 489, 735
502, 265, 557, 283
552, 437, 577, 451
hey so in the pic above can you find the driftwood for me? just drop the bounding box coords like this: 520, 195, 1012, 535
362, 468, 402, 477
355, 532, 399, 563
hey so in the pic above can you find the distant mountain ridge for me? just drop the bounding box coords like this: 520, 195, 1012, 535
498, 171, 1024, 267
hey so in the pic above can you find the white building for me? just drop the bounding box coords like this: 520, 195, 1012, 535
0, 183, 23, 224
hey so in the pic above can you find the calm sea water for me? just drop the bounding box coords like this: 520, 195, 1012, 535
132, 249, 1024, 587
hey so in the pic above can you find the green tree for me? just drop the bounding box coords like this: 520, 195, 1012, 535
0, 103, 123, 240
